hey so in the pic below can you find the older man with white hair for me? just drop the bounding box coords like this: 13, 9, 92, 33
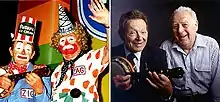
160, 6, 220, 102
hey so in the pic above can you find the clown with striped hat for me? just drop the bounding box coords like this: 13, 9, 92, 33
9, 16, 37, 72
51, 0, 110, 101
0, 16, 51, 101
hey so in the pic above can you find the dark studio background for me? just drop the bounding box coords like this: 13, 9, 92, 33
0, 1, 18, 66
111, 0, 220, 48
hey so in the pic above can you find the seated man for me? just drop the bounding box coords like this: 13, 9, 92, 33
160, 6, 220, 102
0, 16, 51, 102
111, 10, 173, 102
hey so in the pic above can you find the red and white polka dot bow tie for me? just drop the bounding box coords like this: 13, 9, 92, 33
8, 62, 27, 74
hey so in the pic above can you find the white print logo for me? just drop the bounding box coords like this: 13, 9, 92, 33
20, 88, 35, 98
73, 65, 86, 76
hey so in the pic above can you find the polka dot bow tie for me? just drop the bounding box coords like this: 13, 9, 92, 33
8, 62, 27, 74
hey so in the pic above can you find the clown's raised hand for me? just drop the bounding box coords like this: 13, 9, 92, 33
88, 0, 109, 27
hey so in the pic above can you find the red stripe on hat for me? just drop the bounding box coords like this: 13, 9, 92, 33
24, 16, 28, 22
21, 34, 25, 40
29, 36, 33, 42
31, 17, 36, 25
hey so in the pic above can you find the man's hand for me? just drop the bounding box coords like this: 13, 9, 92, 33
0, 74, 12, 91
25, 73, 44, 95
88, 0, 109, 27
88, 0, 110, 64
113, 75, 132, 90
146, 72, 173, 96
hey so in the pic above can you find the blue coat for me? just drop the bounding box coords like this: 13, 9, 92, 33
0, 62, 51, 102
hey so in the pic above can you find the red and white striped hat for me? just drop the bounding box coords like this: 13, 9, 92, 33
11, 16, 37, 43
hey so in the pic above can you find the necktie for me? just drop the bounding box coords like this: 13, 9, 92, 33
55, 52, 84, 88
56, 60, 73, 88
127, 53, 137, 72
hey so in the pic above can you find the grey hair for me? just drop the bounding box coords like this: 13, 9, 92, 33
172, 6, 198, 24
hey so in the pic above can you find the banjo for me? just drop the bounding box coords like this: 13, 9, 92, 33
111, 56, 185, 81
0, 66, 51, 98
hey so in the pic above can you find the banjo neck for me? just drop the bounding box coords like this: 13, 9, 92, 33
0, 67, 50, 98
8, 72, 28, 81
8, 67, 51, 81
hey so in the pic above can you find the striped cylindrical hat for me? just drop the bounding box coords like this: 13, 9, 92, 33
12, 16, 37, 43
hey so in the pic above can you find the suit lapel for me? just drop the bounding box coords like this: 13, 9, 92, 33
140, 47, 151, 73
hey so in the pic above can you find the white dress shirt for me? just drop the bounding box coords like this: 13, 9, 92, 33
124, 45, 142, 72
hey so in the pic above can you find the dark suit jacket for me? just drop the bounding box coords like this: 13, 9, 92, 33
111, 44, 168, 102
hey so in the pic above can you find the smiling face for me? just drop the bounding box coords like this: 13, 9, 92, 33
58, 34, 81, 61
9, 41, 35, 65
172, 11, 198, 50
123, 19, 148, 53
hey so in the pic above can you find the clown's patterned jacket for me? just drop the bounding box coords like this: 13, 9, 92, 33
0, 62, 51, 102
51, 47, 108, 102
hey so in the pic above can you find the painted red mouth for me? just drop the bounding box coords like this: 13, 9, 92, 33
59, 44, 78, 55
17, 55, 27, 59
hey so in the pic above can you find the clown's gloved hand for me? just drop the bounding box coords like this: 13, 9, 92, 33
25, 73, 44, 95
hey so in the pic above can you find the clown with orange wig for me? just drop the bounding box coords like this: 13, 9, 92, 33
50, 0, 109, 102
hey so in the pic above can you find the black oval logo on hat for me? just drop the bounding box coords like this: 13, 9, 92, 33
18, 22, 35, 36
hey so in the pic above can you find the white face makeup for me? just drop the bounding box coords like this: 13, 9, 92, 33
59, 37, 66, 46
24, 43, 32, 54
59, 35, 78, 51
14, 42, 28, 61
10, 41, 34, 65
67, 36, 76, 44
14, 42, 33, 54
59, 36, 76, 46
58, 34, 81, 61
14, 42, 23, 52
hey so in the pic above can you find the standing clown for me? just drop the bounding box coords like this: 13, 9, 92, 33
50, 0, 109, 102
0, 16, 51, 102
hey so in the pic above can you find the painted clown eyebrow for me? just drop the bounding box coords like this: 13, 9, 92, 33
27, 42, 33, 46
16, 41, 33, 46
17, 41, 23, 43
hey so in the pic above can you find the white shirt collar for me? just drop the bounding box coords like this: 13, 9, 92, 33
124, 45, 142, 60
124, 45, 142, 72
